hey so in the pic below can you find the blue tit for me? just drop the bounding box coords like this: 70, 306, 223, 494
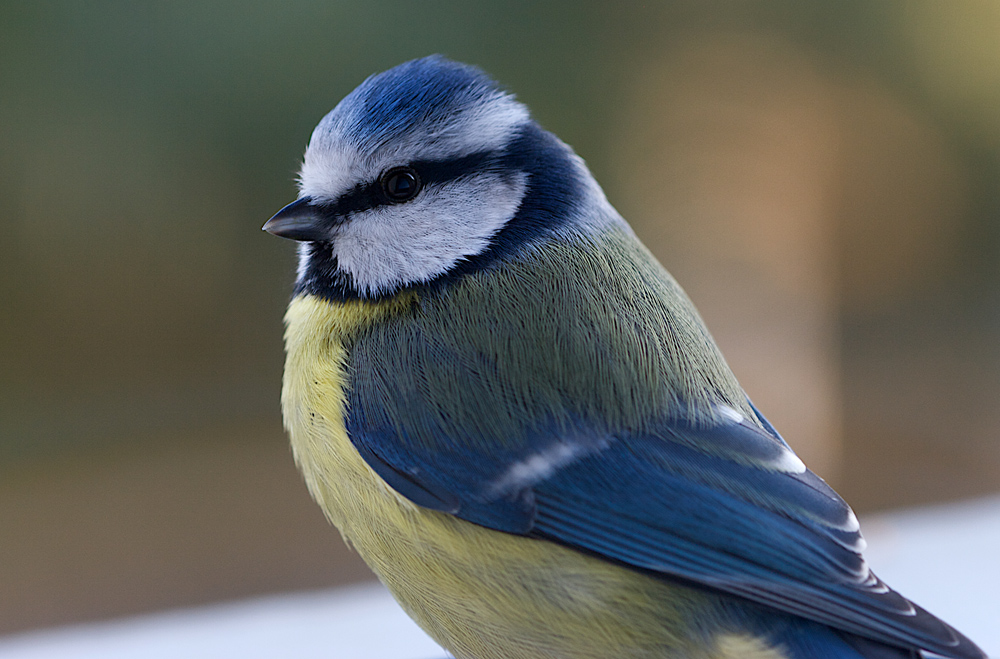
263, 56, 985, 659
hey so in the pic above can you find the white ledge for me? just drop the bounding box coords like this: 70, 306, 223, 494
1, 495, 998, 658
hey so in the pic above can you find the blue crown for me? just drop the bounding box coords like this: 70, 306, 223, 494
325, 55, 509, 151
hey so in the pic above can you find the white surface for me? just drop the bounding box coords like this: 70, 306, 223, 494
1, 495, 998, 659
860, 495, 1000, 656
0, 584, 445, 659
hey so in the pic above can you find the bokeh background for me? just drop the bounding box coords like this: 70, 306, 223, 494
2, 0, 999, 636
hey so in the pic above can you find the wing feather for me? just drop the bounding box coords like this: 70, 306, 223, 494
349, 409, 981, 658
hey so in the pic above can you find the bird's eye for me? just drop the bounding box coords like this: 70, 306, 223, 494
380, 166, 422, 203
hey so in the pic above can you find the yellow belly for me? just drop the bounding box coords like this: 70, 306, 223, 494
281, 294, 786, 659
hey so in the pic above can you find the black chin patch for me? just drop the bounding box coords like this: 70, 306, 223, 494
294, 242, 359, 300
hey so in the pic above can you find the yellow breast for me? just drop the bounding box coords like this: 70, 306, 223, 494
280, 293, 785, 659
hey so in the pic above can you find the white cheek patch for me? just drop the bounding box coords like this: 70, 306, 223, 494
331, 171, 528, 296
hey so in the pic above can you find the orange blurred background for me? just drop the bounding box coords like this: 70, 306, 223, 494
2, 0, 999, 636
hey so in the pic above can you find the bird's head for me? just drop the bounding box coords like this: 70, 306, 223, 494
264, 55, 609, 300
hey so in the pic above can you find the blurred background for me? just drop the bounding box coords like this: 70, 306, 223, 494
2, 0, 999, 637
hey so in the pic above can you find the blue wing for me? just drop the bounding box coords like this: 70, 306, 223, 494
347, 398, 981, 659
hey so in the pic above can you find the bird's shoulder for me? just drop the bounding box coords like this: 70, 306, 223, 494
344, 222, 755, 439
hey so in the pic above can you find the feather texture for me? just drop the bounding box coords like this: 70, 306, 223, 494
329, 224, 980, 658
274, 55, 985, 659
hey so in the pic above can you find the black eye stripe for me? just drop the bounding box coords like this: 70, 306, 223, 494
412, 150, 501, 185
315, 150, 503, 218
297, 123, 584, 302
312, 182, 380, 219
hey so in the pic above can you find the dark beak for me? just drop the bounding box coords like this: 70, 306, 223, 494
263, 197, 329, 241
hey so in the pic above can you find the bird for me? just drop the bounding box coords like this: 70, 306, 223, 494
263, 55, 986, 659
